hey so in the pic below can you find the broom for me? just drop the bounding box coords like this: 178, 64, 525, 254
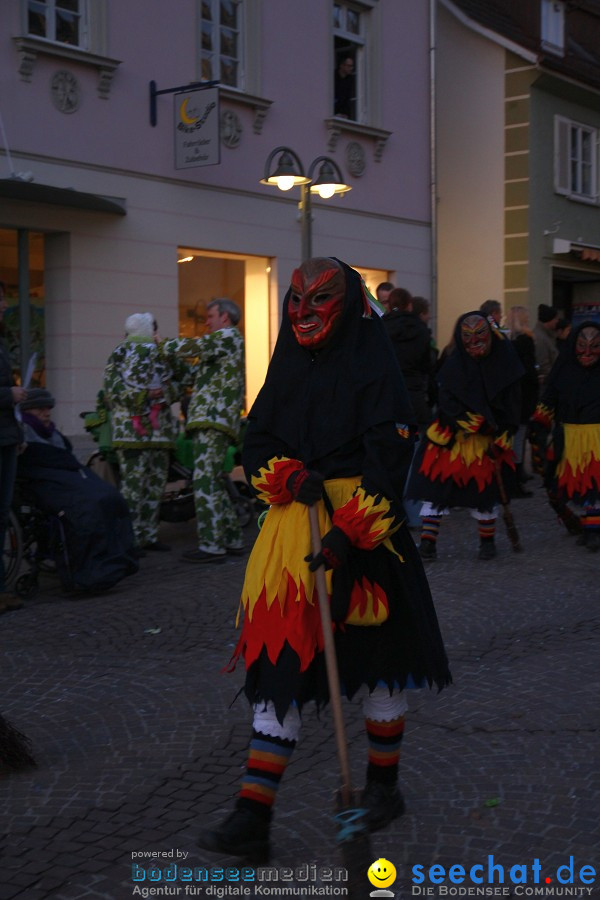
308, 506, 373, 897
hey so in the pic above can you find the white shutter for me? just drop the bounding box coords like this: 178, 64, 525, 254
554, 116, 570, 195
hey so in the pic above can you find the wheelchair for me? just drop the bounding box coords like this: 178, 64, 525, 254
4, 492, 75, 598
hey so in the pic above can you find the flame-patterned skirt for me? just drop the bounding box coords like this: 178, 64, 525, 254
551, 423, 600, 506
230, 477, 451, 722
407, 429, 517, 512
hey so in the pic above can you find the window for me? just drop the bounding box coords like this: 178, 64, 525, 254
333, 2, 367, 122
541, 0, 565, 56
200, 0, 242, 88
555, 116, 598, 203
27, 0, 87, 49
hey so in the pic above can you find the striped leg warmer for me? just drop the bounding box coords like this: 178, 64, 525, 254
421, 514, 441, 545
365, 716, 406, 785
237, 731, 296, 818
478, 517, 496, 543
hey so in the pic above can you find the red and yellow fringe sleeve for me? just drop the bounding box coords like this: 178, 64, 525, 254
456, 411, 486, 434
493, 430, 513, 452
332, 486, 400, 550
426, 419, 453, 446
531, 402, 554, 431
250, 456, 303, 504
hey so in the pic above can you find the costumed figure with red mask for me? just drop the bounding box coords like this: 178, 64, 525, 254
529, 321, 600, 551
196, 258, 451, 863
406, 311, 523, 561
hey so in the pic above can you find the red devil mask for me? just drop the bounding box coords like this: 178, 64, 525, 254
575, 325, 600, 368
288, 258, 345, 348
461, 314, 492, 359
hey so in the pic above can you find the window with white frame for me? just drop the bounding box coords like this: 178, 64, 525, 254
541, 0, 565, 56
26, 0, 88, 49
200, 0, 243, 89
333, 2, 368, 122
555, 116, 598, 203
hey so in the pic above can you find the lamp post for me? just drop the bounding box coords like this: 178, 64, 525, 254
260, 146, 351, 261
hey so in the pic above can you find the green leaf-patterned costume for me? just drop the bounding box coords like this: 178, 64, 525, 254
103, 338, 178, 545
161, 328, 245, 554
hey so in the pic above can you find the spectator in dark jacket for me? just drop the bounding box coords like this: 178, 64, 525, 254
412, 297, 439, 411
382, 289, 433, 425
506, 305, 539, 494
382, 289, 434, 527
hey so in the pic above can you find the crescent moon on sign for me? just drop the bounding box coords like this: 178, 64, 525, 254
180, 98, 198, 125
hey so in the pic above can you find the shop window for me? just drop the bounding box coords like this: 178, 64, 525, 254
0, 229, 46, 387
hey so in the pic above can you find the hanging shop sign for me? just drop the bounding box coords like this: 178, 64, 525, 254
174, 87, 220, 169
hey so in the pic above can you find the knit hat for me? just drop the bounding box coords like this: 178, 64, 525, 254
20, 388, 55, 411
538, 304, 557, 324
124, 312, 154, 338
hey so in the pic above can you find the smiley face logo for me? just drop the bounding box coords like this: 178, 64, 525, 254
368, 858, 397, 889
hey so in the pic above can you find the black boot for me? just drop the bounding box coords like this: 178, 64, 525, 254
514, 464, 533, 497
478, 539, 497, 560
196, 806, 270, 863
586, 533, 600, 553
419, 540, 437, 560
360, 780, 406, 832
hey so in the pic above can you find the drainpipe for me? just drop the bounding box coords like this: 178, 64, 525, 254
17, 229, 31, 383
429, 0, 438, 341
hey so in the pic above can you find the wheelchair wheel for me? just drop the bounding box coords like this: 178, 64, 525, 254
3, 509, 23, 589
15, 572, 38, 599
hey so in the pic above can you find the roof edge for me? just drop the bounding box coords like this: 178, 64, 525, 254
439, 0, 539, 64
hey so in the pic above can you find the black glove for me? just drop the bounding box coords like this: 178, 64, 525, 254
305, 526, 351, 571
287, 468, 324, 505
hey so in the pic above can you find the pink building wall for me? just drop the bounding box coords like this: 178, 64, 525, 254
0, 0, 433, 433
1, 0, 431, 220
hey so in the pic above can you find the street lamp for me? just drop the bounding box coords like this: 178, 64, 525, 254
260, 146, 352, 261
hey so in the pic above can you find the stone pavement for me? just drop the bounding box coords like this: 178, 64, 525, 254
1, 486, 599, 900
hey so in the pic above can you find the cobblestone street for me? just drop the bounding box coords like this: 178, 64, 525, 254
1, 485, 598, 899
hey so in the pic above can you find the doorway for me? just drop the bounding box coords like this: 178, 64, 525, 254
552, 265, 600, 326
177, 249, 271, 409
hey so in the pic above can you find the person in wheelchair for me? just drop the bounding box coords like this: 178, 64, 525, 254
17, 389, 139, 593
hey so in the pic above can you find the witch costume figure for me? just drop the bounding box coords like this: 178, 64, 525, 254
196, 257, 451, 863
406, 311, 523, 561
529, 321, 600, 551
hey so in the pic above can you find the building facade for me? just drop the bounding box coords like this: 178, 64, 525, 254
0, 0, 434, 435
435, 0, 600, 346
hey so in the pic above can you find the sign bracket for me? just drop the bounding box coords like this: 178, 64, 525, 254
149, 79, 219, 127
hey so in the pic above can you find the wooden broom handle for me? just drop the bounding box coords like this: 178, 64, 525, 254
308, 505, 353, 806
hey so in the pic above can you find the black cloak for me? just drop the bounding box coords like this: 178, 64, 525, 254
541, 320, 600, 424
247, 258, 416, 467
238, 260, 451, 720
436, 311, 524, 431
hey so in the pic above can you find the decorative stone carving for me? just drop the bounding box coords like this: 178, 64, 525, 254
13, 37, 120, 98
51, 70, 80, 113
17, 45, 37, 82
346, 141, 366, 177
324, 117, 392, 162
221, 109, 243, 148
